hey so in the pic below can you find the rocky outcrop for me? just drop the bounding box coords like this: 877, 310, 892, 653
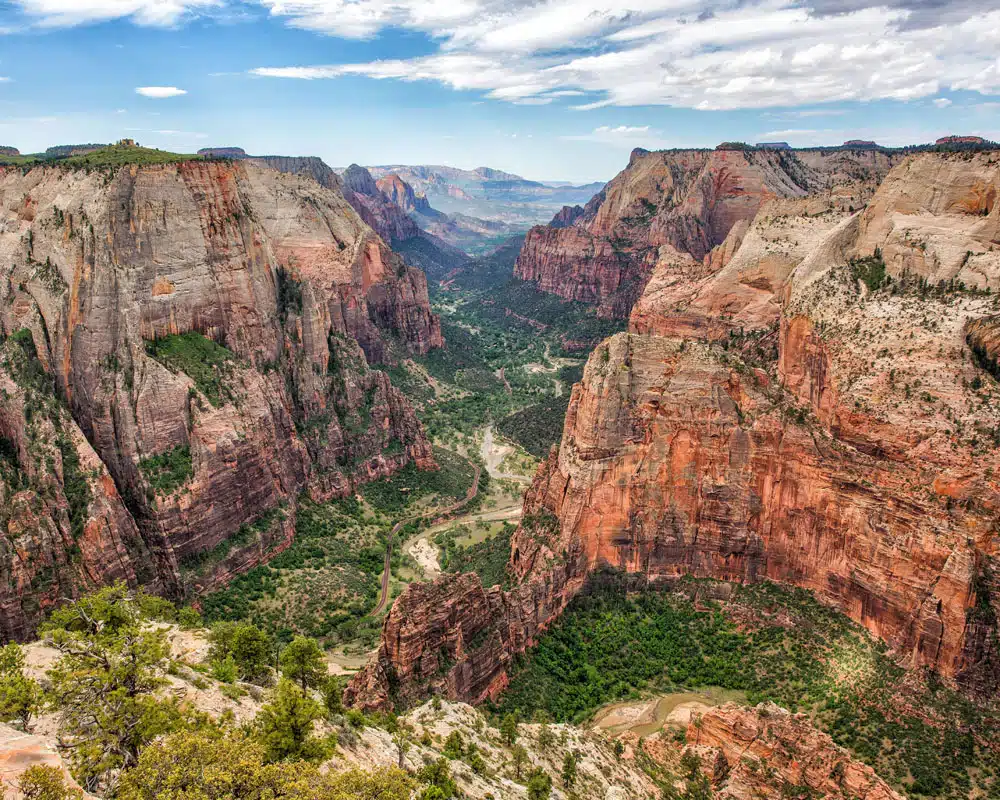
0, 158, 442, 639
680, 704, 903, 800
0, 147, 19, 158
353, 150, 1000, 710
550, 205, 584, 229
345, 540, 587, 711
515, 147, 899, 318
377, 174, 419, 213
340, 165, 423, 245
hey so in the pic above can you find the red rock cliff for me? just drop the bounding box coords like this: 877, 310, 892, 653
0, 159, 442, 638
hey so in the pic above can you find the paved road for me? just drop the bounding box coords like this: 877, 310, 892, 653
371, 459, 483, 617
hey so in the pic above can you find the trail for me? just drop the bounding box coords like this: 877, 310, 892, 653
371, 458, 482, 617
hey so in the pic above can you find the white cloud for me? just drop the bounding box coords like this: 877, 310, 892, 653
933, 97, 953, 107
0, 77, 10, 83
13, 0, 220, 27
248, 0, 1000, 111
135, 86, 187, 98
563, 124, 671, 146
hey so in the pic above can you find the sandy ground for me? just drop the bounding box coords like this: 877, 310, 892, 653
592, 692, 723, 737
407, 536, 442, 578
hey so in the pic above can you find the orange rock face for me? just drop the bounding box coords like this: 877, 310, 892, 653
351, 150, 1000, 711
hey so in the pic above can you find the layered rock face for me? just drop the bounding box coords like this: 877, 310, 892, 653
515, 147, 898, 318
0, 159, 442, 639
351, 150, 1000, 709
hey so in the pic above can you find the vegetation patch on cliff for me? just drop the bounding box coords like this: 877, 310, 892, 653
140, 444, 193, 496
361, 446, 479, 514
145, 332, 236, 407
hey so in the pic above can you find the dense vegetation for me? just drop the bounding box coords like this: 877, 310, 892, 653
200, 499, 385, 646
495, 574, 1000, 800
498, 365, 582, 457
436, 522, 515, 588
361, 446, 479, 514
145, 332, 236, 407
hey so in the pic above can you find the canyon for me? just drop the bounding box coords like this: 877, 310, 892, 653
350, 147, 1000, 711
0, 156, 442, 640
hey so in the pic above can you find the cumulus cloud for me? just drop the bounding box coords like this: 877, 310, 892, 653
135, 86, 187, 98
13, 0, 220, 27
933, 97, 953, 107
249, 0, 1000, 110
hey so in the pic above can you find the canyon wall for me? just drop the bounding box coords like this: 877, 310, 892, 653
514, 147, 898, 318
0, 159, 442, 639
351, 150, 1000, 709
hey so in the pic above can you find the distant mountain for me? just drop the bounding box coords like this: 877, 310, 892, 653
364, 164, 606, 226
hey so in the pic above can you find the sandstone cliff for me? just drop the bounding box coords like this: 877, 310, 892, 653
351, 150, 1000, 709
515, 147, 898, 318
0, 159, 442, 638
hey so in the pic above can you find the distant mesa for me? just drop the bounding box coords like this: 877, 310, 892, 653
197, 146, 248, 159
756, 141, 791, 150
716, 141, 754, 151
936, 135, 987, 145
841, 139, 881, 150
0, 146, 19, 157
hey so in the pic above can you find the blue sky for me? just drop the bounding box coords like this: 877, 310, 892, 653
0, 0, 998, 182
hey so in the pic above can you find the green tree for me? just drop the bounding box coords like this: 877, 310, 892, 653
511, 743, 528, 780
210, 621, 272, 683
465, 742, 487, 776
0, 671, 43, 731
393, 729, 410, 769
117, 730, 292, 800
443, 730, 464, 759
257, 678, 329, 763
500, 712, 519, 747
416, 758, 457, 799
561, 751, 577, 789
537, 724, 554, 750
527, 768, 552, 800
322, 675, 345, 715
279, 636, 325, 693
0, 642, 42, 732
118, 730, 411, 800
44, 585, 180, 794
18, 765, 82, 800
0, 642, 25, 674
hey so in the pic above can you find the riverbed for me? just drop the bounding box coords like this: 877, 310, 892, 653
591, 688, 745, 737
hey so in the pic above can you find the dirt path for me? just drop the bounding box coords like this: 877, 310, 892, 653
371, 458, 483, 616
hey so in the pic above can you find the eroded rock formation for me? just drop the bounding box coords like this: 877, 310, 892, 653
0, 159, 442, 638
